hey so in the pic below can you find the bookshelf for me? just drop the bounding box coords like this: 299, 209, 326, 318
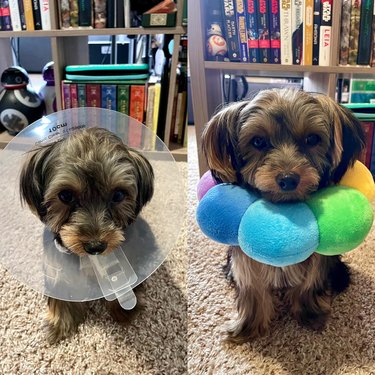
0, 1, 187, 162
189, 1, 375, 175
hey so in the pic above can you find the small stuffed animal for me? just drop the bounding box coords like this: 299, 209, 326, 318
197, 161, 374, 267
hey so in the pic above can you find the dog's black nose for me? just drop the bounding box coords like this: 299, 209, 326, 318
84, 241, 107, 255
276, 173, 300, 191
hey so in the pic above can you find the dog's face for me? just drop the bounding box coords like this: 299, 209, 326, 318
20, 127, 154, 256
202, 89, 365, 202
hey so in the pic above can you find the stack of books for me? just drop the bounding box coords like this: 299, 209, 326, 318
204, 0, 334, 66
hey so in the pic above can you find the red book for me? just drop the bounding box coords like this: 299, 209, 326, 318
86, 84, 101, 107
257, 0, 270, 63
70, 83, 78, 108
128, 85, 145, 148
360, 122, 374, 168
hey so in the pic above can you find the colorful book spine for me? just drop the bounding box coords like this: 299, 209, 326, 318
360, 122, 374, 168
61, 82, 71, 109
303, 0, 314, 65
292, 0, 304, 65
348, 0, 362, 65
234, 0, 249, 62
77, 83, 86, 106
244, 0, 259, 63
318, 0, 333, 66
69, 0, 79, 27
23, 0, 34, 29
101, 84, 117, 110
268, 0, 280, 64
0, 0, 13, 30
312, 0, 321, 65
78, 0, 92, 26
93, 0, 106, 28
222, 0, 241, 61
357, 0, 374, 65
59, 0, 70, 28
31, 0, 42, 29
18, 0, 27, 29
129, 85, 145, 148
39, 0, 51, 29
145, 84, 156, 129
280, 0, 292, 64
70, 83, 78, 108
372, 2, 375, 66
257, 0, 270, 63
86, 84, 101, 107
339, 0, 352, 65
152, 82, 161, 136
117, 85, 130, 114
9, 0, 22, 31
370, 122, 375, 174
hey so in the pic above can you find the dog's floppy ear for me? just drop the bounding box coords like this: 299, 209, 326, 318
201, 101, 249, 183
128, 149, 154, 213
315, 95, 365, 183
19, 143, 57, 220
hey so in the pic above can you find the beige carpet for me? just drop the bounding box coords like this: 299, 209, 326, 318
0, 162, 187, 375
188, 127, 375, 375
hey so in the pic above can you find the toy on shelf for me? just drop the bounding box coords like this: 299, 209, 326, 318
196, 161, 375, 267
38, 61, 57, 115
0, 66, 45, 135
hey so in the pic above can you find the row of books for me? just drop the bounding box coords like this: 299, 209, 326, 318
61, 77, 187, 146
58, 0, 176, 30
0, 0, 50, 30
339, 0, 375, 66
205, 0, 334, 65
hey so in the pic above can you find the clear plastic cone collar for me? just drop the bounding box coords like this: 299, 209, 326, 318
0, 108, 183, 308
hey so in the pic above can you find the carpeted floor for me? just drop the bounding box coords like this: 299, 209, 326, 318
0, 162, 187, 375
188, 127, 375, 375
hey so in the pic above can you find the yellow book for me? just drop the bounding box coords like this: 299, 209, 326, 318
23, 0, 34, 30
303, 0, 314, 65
152, 82, 161, 136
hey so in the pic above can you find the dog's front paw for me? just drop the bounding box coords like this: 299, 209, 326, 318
225, 317, 269, 343
294, 310, 329, 331
46, 298, 86, 343
46, 318, 79, 344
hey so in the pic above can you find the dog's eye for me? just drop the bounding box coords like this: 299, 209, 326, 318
58, 190, 74, 204
305, 134, 321, 147
251, 136, 269, 150
112, 189, 126, 203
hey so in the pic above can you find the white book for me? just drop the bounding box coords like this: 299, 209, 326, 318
291, 0, 304, 64
39, 0, 51, 30
280, 0, 293, 65
319, 0, 333, 66
9, 0, 22, 31
124, 0, 130, 27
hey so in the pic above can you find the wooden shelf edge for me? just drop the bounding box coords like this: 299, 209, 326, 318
0, 131, 13, 149
169, 143, 187, 162
0, 26, 186, 38
204, 61, 375, 75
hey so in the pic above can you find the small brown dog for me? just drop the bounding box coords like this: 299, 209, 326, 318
20, 127, 154, 342
201, 89, 365, 342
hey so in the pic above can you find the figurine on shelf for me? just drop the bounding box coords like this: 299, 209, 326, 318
0, 66, 45, 135
39, 61, 57, 115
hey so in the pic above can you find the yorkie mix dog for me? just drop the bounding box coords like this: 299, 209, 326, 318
20, 127, 154, 342
201, 89, 365, 343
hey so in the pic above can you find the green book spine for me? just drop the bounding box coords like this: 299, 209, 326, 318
77, 83, 86, 107
117, 85, 130, 115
